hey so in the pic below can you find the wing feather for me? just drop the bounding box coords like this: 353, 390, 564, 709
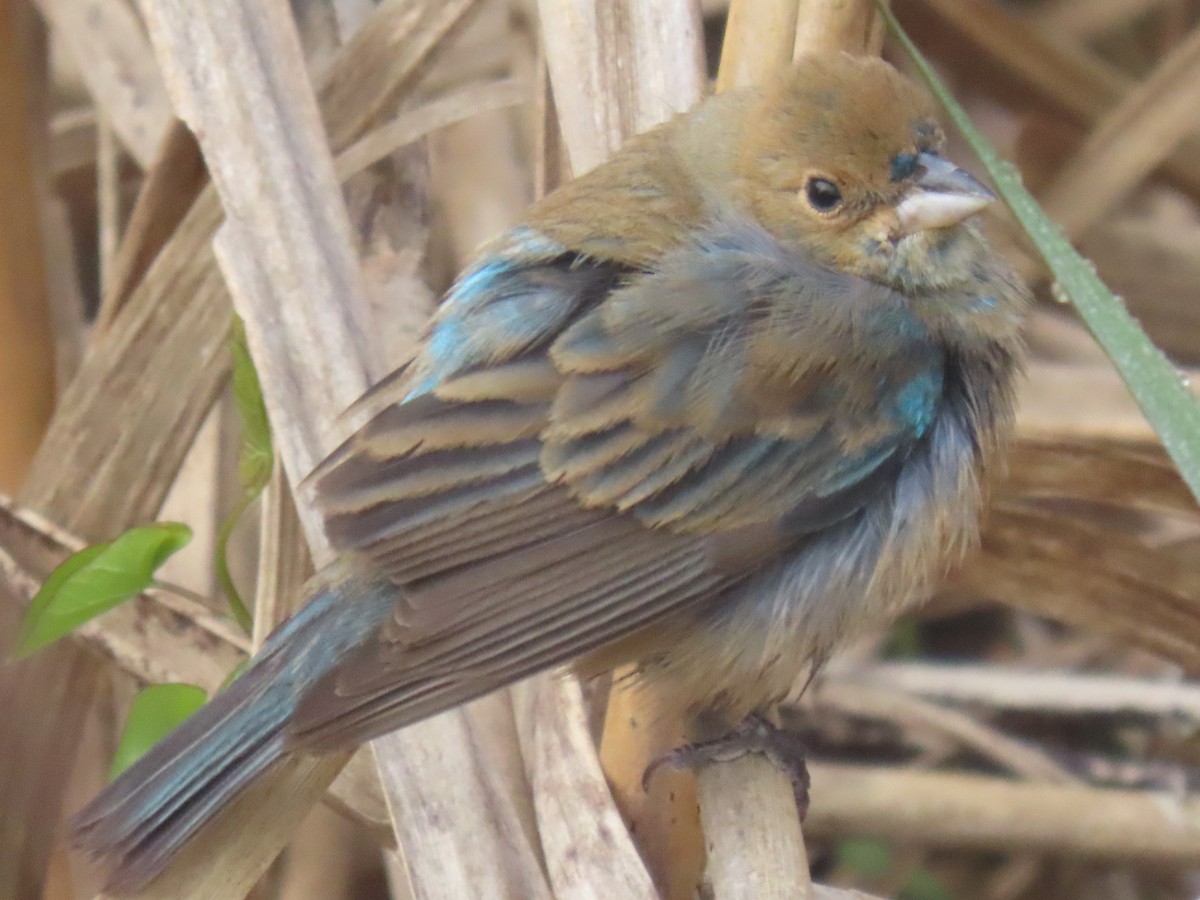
295, 218, 945, 749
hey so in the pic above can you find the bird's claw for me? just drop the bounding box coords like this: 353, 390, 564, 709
641, 713, 811, 817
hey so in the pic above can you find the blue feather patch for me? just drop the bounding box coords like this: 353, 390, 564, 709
406, 228, 570, 400
891, 369, 943, 438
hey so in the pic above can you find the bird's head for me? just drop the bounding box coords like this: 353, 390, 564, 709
735, 53, 995, 290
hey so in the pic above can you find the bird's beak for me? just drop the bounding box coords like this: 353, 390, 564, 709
895, 152, 995, 235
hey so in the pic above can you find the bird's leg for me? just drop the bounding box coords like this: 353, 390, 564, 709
642, 712, 811, 817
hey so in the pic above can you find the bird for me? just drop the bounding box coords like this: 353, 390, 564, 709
72, 51, 1028, 892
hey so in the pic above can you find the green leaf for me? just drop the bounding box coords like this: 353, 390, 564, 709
230, 315, 274, 492
882, 617, 923, 659
836, 837, 893, 880
215, 495, 256, 634
216, 315, 276, 634
901, 866, 954, 900
881, 2, 1200, 507
14, 523, 193, 659
109, 683, 207, 779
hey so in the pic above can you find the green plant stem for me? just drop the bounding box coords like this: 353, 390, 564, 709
215, 492, 256, 633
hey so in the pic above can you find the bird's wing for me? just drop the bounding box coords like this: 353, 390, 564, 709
543, 219, 946, 536
291, 220, 943, 748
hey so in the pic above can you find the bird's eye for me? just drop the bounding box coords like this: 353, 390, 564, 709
804, 177, 842, 212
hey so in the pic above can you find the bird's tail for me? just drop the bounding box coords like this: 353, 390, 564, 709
70, 564, 395, 893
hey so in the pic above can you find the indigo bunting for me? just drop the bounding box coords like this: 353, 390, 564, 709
74, 52, 1027, 891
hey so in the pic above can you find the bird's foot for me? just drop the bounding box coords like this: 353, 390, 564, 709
641, 713, 810, 817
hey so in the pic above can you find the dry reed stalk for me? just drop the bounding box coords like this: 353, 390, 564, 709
909, 0, 1200, 202
842, 662, 1200, 723
814, 888, 887, 900
1040, 22, 1200, 238
335, 78, 527, 182
805, 764, 1200, 862
330, 0, 376, 39
961, 502, 1200, 671
155, 408, 224, 597
99, 0, 359, 885
38, 196, 88, 390
945, 428, 1200, 678
513, 676, 659, 899
0, 0, 55, 492
697, 755, 814, 900
1002, 439, 1193, 515
28, 0, 171, 166
718, 0, 800, 91
597, 683, 704, 898
251, 465, 311, 652
1017, 360, 1200, 443
1031, 0, 1174, 41
96, 121, 205, 330
272, 805, 376, 900
1073, 210, 1200, 364
48, 106, 98, 175
0, 6, 93, 896
95, 115, 119, 294
794, 0, 887, 57
814, 681, 1077, 783
536, 0, 706, 175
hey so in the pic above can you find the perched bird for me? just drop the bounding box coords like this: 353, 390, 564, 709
73, 52, 1027, 891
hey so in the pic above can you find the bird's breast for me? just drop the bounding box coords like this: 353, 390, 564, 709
629, 385, 988, 721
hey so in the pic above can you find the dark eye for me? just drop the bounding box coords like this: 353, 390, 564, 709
805, 177, 842, 212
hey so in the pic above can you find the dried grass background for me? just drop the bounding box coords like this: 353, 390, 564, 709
1, 0, 1199, 898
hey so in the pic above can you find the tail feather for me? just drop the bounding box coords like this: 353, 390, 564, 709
70, 567, 395, 893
